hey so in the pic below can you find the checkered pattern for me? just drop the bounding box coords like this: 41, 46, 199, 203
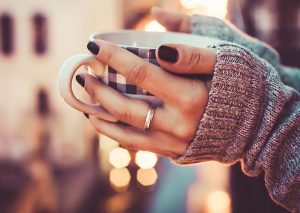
103, 47, 157, 96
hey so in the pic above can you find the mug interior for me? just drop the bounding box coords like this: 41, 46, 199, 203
90, 30, 219, 48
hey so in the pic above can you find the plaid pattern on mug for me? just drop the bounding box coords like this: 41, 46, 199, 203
103, 46, 158, 96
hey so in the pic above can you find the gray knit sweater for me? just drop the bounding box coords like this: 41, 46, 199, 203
175, 15, 300, 212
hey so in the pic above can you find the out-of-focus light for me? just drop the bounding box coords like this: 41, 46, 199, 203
109, 147, 131, 168
137, 168, 158, 186
206, 190, 231, 213
181, 0, 228, 20
180, 0, 202, 9
99, 134, 119, 153
109, 168, 131, 192
145, 20, 166, 32
135, 151, 158, 169
98, 134, 119, 172
105, 194, 131, 213
201, 0, 228, 19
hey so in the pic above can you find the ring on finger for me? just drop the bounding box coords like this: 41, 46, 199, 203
143, 105, 156, 131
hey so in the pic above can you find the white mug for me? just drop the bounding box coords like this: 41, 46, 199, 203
57, 30, 219, 116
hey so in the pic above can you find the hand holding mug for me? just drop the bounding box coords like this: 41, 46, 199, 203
152, 7, 279, 67
58, 30, 218, 157
79, 39, 216, 157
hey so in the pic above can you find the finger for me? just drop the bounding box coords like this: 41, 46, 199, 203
74, 75, 117, 122
87, 39, 196, 104
77, 73, 176, 132
80, 73, 206, 142
151, 7, 191, 33
86, 105, 117, 122
156, 44, 216, 74
89, 116, 187, 157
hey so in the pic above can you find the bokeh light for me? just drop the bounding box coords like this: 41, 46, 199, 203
135, 151, 158, 169
109, 147, 131, 168
181, 0, 228, 19
137, 168, 158, 186
145, 20, 166, 32
109, 168, 131, 192
98, 134, 120, 171
180, 0, 202, 9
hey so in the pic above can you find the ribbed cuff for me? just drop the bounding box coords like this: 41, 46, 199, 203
174, 43, 266, 165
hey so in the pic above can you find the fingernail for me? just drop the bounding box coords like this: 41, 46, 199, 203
83, 113, 89, 119
87, 41, 100, 55
76, 74, 85, 87
158, 45, 178, 63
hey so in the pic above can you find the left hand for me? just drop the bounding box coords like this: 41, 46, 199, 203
152, 7, 280, 70
79, 40, 216, 158
151, 7, 191, 33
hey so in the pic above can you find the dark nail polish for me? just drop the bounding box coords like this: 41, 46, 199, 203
87, 41, 100, 55
76, 74, 85, 87
158, 45, 178, 63
83, 113, 89, 119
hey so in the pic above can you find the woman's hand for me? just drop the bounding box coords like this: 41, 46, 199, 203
151, 7, 191, 33
77, 40, 216, 158
152, 7, 280, 69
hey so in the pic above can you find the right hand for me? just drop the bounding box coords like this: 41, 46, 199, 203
79, 39, 216, 158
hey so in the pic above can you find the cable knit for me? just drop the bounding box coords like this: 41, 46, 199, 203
174, 42, 300, 212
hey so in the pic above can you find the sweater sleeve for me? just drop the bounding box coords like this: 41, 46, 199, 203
174, 43, 300, 212
280, 66, 300, 93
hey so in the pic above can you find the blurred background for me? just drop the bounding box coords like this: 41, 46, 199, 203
0, 0, 299, 212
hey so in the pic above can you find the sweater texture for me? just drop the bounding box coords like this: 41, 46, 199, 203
174, 15, 300, 212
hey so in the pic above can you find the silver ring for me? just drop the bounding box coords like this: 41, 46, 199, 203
143, 105, 156, 131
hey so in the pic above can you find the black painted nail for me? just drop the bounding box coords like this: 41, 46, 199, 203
76, 74, 85, 87
83, 113, 89, 119
87, 41, 100, 55
158, 45, 178, 63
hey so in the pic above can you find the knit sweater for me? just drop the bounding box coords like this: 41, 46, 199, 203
174, 15, 300, 212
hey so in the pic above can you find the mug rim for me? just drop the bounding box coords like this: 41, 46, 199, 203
88, 29, 220, 49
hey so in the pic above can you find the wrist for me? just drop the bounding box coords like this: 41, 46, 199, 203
173, 42, 267, 165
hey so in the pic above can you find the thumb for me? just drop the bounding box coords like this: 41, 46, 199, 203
151, 7, 191, 33
156, 44, 216, 75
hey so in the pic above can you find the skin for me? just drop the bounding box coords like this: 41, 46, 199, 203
80, 8, 217, 158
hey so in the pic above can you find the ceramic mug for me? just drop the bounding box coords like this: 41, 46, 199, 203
57, 30, 219, 116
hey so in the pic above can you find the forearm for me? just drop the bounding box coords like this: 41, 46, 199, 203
175, 43, 300, 212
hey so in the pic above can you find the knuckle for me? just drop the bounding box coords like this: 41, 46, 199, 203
173, 123, 196, 141
121, 141, 137, 151
127, 62, 148, 84
113, 107, 132, 123
178, 80, 208, 111
105, 51, 113, 64
179, 93, 202, 111
186, 51, 203, 72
